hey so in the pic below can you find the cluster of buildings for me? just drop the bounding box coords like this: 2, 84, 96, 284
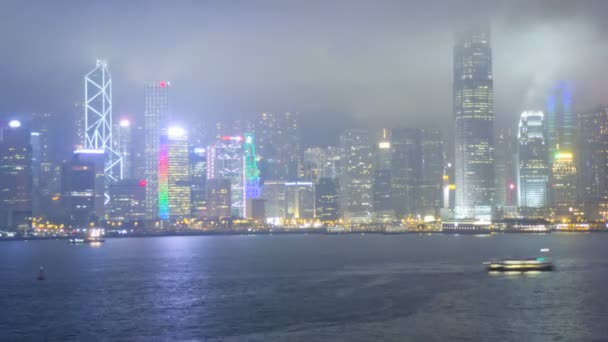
2, 24, 608, 233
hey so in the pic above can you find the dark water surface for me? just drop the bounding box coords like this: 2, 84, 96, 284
1, 233, 608, 341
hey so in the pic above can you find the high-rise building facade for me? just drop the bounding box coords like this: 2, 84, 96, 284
391, 128, 443, 217
108, 179, 146, 221
517, 111, 548, 208
159, 127, 190, 220
189, 147, 207, 218
207, 136, 244, 217
315, 178, 339, 222
552, 152, 577, 212
546, 82, 574, 157
453, 24, 495, 219
0, 120, 32, 230
578, 106, 608, 207
61, 156, 95, 226
256, 112, 300, 181
285, 181, 315, 219
144, 81, 170, 219
84, 60, 122, 184
243, 132, 261, 218
114, 119, 132, 179
206, 178, 231, 218
339, 129, 373, 221
373, 130, 392, 214
494, 128, 517, 208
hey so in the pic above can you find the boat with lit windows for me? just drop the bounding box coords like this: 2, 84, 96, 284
485, 257, 554, 272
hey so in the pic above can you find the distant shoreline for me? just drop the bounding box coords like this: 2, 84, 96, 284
0, 229, 604, 242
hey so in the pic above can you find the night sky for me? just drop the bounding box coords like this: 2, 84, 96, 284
1, 0, 607, 145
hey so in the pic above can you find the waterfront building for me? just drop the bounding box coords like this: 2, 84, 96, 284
285, 181, 315, 219
159, 127, 190, 220
552, 152, 577, 213
0, 120, 32, 230
315, 178, 339, 222
144, 81, 170, 219
108, 179, 146, 221
113, 118, 132, 179
84, 60, 122, 184
206, 178, 231, 218
189, 147, 207, 218
256, 112, 300, 181
578, 106, 608, 213
391, 128, 443, 217
373, 129, 392, 215
243, 132, 261, 217
339, 129, 373, 221
453, 24, 495, 219
61, 156, 95, 226
517, 111, 548, 208
494, 128, 517, 208
73, 150, 105, 219
262, 180, 287, 224
207, 136, 244, 217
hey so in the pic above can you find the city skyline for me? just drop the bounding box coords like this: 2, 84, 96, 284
2, 1, 608, 146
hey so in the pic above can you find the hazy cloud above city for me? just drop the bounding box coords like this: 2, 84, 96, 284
1, 0, 607, 144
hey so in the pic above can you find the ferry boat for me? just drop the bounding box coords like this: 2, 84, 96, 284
485, 257, 554, 272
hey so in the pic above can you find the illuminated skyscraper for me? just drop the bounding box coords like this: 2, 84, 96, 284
578, 106, 608, 207
373, 130, 392, 214
453, 24, 495, 219
315, 178, 339, 222
144, 81, 170, 219
552, 152, 576, 212
339, 129, 373, 221
494, 128, 517, 208
256, 112, 300, 181
84, 60, 122, 184
243, 132, 261, 218
206, 179, 231, 218
114, 119, 132, 179
302, 146, 341, 182
159, 127, 190, 220
0, 120, 32, 230
61, 156, 95, 226
517, 111, 548, 208
261, 180, 286, 224
285, 181, 315, 219
391, 128, 443, 217
546, 82, 574, 157
208, 136, 244, 217
189, 147, 207, 217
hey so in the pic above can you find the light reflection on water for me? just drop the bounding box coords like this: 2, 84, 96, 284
0, 234, 607, 340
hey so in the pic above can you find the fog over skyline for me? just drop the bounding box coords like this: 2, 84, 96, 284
1, 0, 607, 145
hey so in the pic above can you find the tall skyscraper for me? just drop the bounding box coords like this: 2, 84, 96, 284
84, 60, 122, 184
206, 178, 231, 218
578, 106, 608, 208
517, 111, 548, 208
243, 132, 261, 218
453, 24, 495, 219
61, 156, 95, 226
256, 112, 300, 181
108, 179, 146, 221
494, 128, 517, 208
552, 152, 577, 212
0, 120, 33, 230
207, 136, 244, 217
144, 81, 170, 219
114, 119, 132, 179
546, 82, 574, 157
373, 129, 392, 214
315, 178, 339, 222
285, 181, 315, 219
339, 129, 373, 221
159, 127, 190, 220
391, 128, 443, 217
189, 147, 207, 218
